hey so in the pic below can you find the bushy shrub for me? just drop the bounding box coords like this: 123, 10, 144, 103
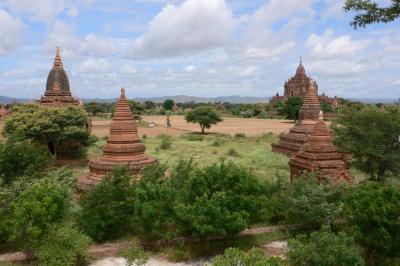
157, 134, 172, 150
213, 247, 285, 266
287, 227, 364, 266
0, 137, 51, 185
226, 148, 240, 157
10, 178, 71, 246
36, 225, 92, 266
345, 182, 400, 264
78, 167, 136, 241
135, 160, 269, 239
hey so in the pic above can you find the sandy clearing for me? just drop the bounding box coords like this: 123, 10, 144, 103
91, 116, 295, 138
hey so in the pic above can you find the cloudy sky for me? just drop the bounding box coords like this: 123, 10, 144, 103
0, 0, 399, 99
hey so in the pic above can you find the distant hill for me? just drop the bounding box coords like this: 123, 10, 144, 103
0, 95, 397, 105
0, 96, 34, 104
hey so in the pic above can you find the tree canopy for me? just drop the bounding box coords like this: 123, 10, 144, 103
344, 0, 400, 28
163, 99, 175, 110
78, 167, 136, 241
4, 104, 93, 159
287, 228, 365, 266
345, 182, 400, 264
332, 106, 400, 180
185, 106, 223, 134
283, 96, 304, 120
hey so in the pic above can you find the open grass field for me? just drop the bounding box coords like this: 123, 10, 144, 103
84, 116, 293, 181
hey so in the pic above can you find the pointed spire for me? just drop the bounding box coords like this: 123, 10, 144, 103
296, 56, 305, 75
53, 46, 63, 68
120, 87, 126, 99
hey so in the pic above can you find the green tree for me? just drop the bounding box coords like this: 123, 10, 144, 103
35, 225, 92, 266
332, 106, 400, 180
84, 102, 106, 116
345, 182, 400, 264
134, 161, 269, 239
134, 164, 177, 240
79, 167, 136, 241
287, 228, 365, 266
144, 100, 155, 110
128, 100, 145, 120
344, 0, 400, 28
4, 104, 93, 159
0, 138, 51, 185
321, 102, 334, 114
10, 178, 70, 246
185, 106, 223, 134
174, 162, 268, 237
283, 96, 303, 120
213, 247, 285, 266
163, 99, 175, 110
280, 178, 345, 231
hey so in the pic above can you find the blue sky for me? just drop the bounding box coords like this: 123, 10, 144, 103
0, 0, 399, 99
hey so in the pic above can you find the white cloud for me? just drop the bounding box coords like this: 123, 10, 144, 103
79, 33, 119, 57
120, 65, 138, 75
127, 0, 236, 60
43, 21, 78, 58
67, 8, 79, 17
306, 29, 369, 60
0, 9, 25, 55
5, 0, 65, 23
184, 65, 196, 73
79, 58, 111, 73
228, 0, 314, 61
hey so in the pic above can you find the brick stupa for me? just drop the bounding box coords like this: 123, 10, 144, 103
289, 120, 352, 183
40, 47, 80, 106
272, 80, 322, 156
77, 88, 158, 189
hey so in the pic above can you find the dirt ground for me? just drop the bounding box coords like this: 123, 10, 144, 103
91, 116, 295, 138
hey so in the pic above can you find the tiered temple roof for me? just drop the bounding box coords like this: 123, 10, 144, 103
40, 47, 80, 106
271, 80, 322, 156
269, 58, 338, 106
289, 121, 352, 183
77, 88, 158, 190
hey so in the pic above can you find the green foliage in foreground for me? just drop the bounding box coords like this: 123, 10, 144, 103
118, 240, 149, 266
79, 167, 136, 241
345, 182, 400, 264
0, 137, 51, 185
3, 104, 93, 159
36, 225, 92, 266
332, 106, 400, 180
10, 178, 70, 246
212, 247, 285, 266
344, 0, 400, 28
185, 106, 223, 134
287, 228, 365, 266
134, 160, 269, 240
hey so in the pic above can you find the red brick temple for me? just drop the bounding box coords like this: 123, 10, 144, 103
289, 120, 352, 183
77, 88, 158, 190
271, 80, 322, 156
270, 58, 339, 107
39, 47, 80, 106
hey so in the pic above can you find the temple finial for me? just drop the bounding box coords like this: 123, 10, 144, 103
53, 46, 63, 68
121, 87, 126, 98
300, 56, 302, 64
